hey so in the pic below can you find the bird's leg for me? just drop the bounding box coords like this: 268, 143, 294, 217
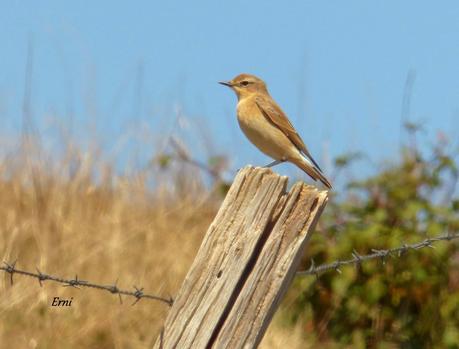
263, 159, 286, 168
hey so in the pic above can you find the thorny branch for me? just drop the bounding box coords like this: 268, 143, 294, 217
0, 262, 173, 306
297, 232, 459, 277
169, 137, 222, 180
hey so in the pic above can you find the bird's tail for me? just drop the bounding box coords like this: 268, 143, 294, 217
292, 157, 332, 189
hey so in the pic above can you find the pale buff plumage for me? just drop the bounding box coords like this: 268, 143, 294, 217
220, 73, 332, 189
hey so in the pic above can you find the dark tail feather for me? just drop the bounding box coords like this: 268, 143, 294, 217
292, 158, 333, 189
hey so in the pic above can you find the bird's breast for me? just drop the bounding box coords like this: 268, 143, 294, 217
236, 98, 298, 160
236, 99, 265, 135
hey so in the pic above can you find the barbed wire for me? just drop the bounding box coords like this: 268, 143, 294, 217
0, 261, 173, 306
297, 232, 459, 277
2, 233, 458, 304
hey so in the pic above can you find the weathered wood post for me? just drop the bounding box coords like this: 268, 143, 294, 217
154, 166, 328, 349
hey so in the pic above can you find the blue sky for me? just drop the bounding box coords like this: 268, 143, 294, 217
1, 1, 459, 180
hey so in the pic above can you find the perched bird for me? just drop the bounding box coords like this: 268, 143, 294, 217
219, 73, 332, 189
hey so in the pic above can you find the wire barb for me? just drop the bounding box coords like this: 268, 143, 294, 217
63, 275, 87, 289
297, 233, 459, 277
131, 286, 144, 306
3, 260, 18, 285
35, 267, 49, 287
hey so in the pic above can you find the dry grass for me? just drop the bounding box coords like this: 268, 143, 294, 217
0, 138, 308, 348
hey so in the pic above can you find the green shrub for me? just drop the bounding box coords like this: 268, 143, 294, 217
290, 133, 459, 348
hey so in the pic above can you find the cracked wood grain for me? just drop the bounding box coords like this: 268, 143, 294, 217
153, 166, 328, 349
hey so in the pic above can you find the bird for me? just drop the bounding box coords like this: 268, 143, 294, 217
219, 73, 332, 189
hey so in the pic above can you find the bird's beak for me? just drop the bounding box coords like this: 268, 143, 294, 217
218, 81, 233, 87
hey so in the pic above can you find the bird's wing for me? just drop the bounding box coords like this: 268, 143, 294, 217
255, 95, 323, 171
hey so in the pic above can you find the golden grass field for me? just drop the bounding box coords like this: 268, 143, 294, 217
0, 138, 309, 348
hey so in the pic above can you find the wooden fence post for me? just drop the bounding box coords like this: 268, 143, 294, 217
154, 166, 328, 349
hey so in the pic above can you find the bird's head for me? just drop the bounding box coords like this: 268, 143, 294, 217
219, 73, 268, 99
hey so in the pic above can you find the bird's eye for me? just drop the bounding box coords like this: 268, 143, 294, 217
240, 81, 249, 86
